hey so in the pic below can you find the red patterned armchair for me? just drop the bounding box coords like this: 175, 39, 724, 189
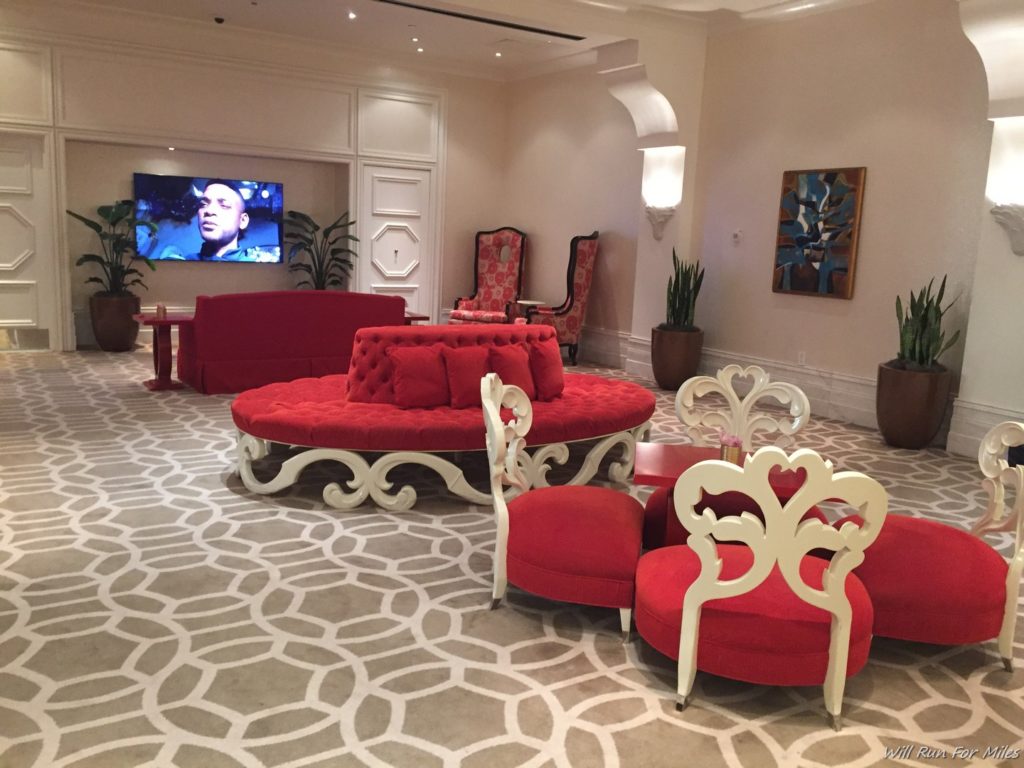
450, 227, 527, 324
526, 231, 598, 364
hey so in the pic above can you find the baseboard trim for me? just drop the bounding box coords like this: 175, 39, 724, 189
74, 304, 195, 348
579, 325, 629, 368
948, 398, 1024, 458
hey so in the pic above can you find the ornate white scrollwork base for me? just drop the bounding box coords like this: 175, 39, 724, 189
236, 420, 651, 512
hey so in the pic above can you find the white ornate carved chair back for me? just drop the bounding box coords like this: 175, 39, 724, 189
675, 364, 811, 451
672, 446, 888, 727
973, 420, 1024, 662
481, 373, 533, 606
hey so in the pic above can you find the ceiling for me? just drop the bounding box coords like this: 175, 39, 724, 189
58, 0, 876, 79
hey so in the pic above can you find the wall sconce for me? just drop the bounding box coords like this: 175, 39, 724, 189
991, 204, 1024, 255
641, 145, 685, 240
985, 117, 1024, 255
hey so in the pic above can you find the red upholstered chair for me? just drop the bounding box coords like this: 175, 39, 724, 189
644, 365, 812, 549
481, 372, 644, 635
450, 227, 526, 324
635, 447, 888, 730
526, 231, 598, 364
837, 420, 1024, 670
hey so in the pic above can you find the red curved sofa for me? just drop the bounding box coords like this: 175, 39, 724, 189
232, 324, 656, 509
178, 290, 406, 394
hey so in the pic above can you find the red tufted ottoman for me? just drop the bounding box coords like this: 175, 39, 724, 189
232, 324, 656, 510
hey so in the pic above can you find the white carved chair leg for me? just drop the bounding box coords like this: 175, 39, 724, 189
675, 603, 702, 712
492, 512, 510, 609
999, 560, 1021, 670
823, 613, 852, 731
619, 608, 632, 639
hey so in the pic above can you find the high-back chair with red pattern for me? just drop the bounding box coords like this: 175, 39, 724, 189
481, 372, 645, 636
634, 447, 888, 730
837, 420, 1024, 670
450, 227, 526, 324
526, 231, 598, 364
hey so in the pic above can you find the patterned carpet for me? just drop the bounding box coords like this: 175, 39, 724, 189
0, 349, 1021, 768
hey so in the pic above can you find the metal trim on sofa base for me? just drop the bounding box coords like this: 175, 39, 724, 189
236, 422, 652, 512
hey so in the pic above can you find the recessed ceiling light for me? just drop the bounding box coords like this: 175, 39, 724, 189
416, 47, 424, 53
411, 36, 419, 42
168, 147, 175, 151
348, 10, 357, 19
494, 52, 502, 58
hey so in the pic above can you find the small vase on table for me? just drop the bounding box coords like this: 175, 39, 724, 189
718, 433, 743, 465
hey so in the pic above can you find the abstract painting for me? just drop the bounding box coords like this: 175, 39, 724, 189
772, 167, 866, 299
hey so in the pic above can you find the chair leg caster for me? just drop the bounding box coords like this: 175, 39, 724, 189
827, 713, 842, 732
674, 696, 689, 713
1002, 656, 1013, 672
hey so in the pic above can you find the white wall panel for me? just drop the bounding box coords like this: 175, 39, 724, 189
0, 43, 53, 125
0, 280, 38, 326
57, 50, 355, 154
0, 149, 33, 193
358, 90, 439, 162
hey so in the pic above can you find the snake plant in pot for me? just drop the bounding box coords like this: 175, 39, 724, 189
651, 249, 705, 390
876, 275, 961, 448
67, 201, 157, 352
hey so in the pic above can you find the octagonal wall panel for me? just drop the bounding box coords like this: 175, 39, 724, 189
371, 224, 420, 278
0, 205, 36, 271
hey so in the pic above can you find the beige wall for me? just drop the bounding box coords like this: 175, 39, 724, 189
64, 142, 343, 313
503, 68, 642, 333
692, 0, 991, 379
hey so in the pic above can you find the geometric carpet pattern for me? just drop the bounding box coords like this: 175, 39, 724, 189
0, 349, 1021, 768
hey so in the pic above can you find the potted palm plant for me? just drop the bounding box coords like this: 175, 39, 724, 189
651, 249, 705, 390
285, 210, 358, 290
67, 201, 156, 352
876, 275, 961, 449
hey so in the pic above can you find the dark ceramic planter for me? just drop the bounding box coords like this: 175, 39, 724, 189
89, 293, 141, 352
651, 327, 703, 391
875, 363, 952, 449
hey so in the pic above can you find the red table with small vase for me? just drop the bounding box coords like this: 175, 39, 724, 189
133, 312, 192, 391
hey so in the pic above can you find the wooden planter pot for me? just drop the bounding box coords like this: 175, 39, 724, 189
875, 363, 952, 449
89, 293, 141, 352
650, 326, 703, 391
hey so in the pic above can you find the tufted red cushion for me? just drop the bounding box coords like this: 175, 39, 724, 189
835, 514, 1008, 645
388, 345, 449, 408
489, 344, 536, 400
507, 486, 643, 609
346, 324, 555, 404
635, 544, 874, 686
530, 336, 565, 401
232, 372, 655, 452
642, 486, 830, 550
442, 346, 490, 409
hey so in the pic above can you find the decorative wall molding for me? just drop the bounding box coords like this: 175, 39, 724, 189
55, 48, 356, 156
372, 175, 423, 217
357, 89, 440, 163
948, 397, 1024, 458
0, 280, 39, 326
579, 325, 630, 368
991, 203, 1024, 255
0, 41, 52, 126
0, 148, 33, 193
0, 204, 36, 271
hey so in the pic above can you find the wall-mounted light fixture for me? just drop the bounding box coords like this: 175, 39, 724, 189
986, 116, 1024, 256
641, 145, 685, 240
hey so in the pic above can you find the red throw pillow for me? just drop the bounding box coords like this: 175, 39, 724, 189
490, 344, 536, 400
388, 345, 449, 408
442, 345, 490, 408
529, 337, 565, 400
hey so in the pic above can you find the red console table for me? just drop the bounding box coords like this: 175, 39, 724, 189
133, 313, 192, 391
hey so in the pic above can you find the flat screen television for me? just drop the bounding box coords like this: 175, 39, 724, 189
133, 173, 284, 263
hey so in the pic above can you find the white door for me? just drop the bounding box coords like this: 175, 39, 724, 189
357, 163, 435, 319
0, 132, 57, 349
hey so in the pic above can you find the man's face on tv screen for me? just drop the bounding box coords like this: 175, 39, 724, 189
198, 183, 248, 247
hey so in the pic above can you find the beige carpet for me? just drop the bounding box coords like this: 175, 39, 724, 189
0, 349, 1021, 768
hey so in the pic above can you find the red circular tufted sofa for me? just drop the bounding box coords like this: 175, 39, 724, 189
232, 324, 656, 510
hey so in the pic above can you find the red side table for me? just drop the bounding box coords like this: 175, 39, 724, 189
133, 313, 193, 391
404, 312, 431, 325
634, 442, 808, 500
